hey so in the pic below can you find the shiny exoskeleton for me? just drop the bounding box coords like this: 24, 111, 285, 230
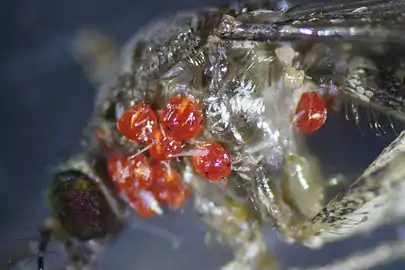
10, 1, 405, 269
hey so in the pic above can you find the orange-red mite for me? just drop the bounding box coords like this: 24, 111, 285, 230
156, 185, 189, 209
294, 91, 327, 134
107, 153, 153, 196
160, 95, 204, 142
107, 153, 134, 193
190, 142, 231, 181
107, 153, 127, 182
107, 154, 158, 217
126, 154, 153, 189
150, 162, 182, 186
149, 162, 189, 209
117, 103, 159, 144
127, 191, 158, 218
149, 129, 183, 161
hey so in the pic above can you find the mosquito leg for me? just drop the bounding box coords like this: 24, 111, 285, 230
37, 227, 52, 270
36, 218, 59, 270
182, 164, 278, 270
295, 238, 405, 270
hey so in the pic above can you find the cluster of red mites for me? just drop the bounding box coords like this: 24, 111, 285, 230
107, 153, 188, 217
106, 95, 232, 217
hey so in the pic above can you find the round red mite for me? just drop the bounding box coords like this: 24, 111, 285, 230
294, 91, 327, 134
149, 162, 189, 209
148, 129, 183, 161
117, 103, 159, 144
190, 142, 231, 181
160, 95, 204, 142
107, 153, 153, 194
127, 191, 159, 218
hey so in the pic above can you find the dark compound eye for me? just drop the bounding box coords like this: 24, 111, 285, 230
104, 100, 118, 122
48, 170, 121, 241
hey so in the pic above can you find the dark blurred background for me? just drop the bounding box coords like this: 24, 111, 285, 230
1, 0, 405, 269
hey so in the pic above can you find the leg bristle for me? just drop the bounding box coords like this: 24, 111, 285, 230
342, 98, 397, 138
130, 219, 182, 250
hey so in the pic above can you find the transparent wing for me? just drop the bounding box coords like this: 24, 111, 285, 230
215, 0, 405, 43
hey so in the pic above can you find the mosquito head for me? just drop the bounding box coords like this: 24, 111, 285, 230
48, 169, 122, 241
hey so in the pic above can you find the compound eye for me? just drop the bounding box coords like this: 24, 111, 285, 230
103, 99, 126, 123
48, 170, 121, 241
104, 101, 118, 122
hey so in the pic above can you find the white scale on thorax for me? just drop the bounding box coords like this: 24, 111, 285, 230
274, 44, 319, 116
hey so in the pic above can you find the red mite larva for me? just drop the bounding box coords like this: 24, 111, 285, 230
7, 0, 405, 269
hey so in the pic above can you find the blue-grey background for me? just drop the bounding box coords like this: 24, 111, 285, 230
1, 0, 405, 269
